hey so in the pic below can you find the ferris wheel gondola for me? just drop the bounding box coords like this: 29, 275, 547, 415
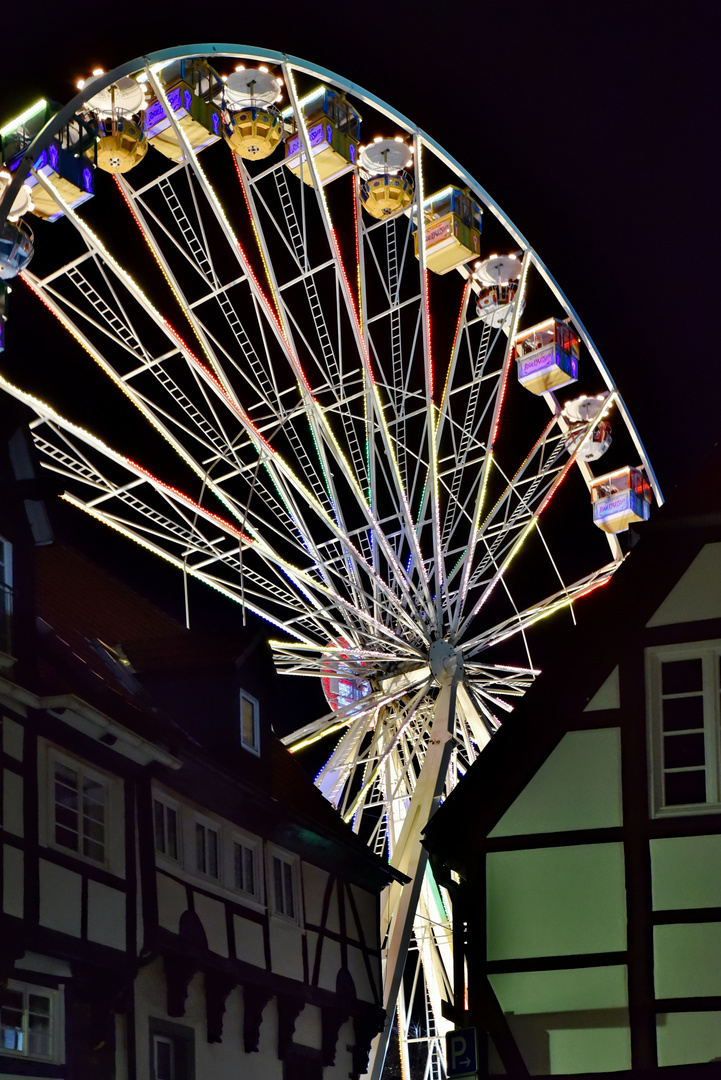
0, 46, 661, 1078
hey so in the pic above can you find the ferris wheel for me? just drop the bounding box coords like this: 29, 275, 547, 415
0, 45, 661, 1079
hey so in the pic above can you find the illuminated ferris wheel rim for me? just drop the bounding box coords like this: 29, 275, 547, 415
0, 40, 659, 511
0, 44, 664, 1080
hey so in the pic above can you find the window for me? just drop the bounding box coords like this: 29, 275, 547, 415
0, 983, 58, 1062
240, 690, 260, 755
647, 640, 721, 814
53, 757, 106, 863
149, 1019, 194, 1080
269, 849, 298, 921
154, 798, 180, 862
233, 835, 260, 900
0, 536, 12, 654
195, 820, 219, 879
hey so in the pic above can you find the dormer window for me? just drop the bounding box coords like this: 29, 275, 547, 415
240, 690, 260, 756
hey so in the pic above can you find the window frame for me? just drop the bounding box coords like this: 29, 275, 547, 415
230, 830, 262, 903
48, 748, 109, 868
153, 792, 182, 866
193, 814, 221, 881
0, 980, 62, 1064
149, 1017, 194, 1080
647, 639, 721, 817
267, 845, 301, 924
239, 689, 260, 756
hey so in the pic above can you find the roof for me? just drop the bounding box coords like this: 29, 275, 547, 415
30, 541, 402, 889
422, 445, 721, 866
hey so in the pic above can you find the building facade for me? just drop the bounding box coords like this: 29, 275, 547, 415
0, 415, 398, 1080
423, 458, 721, 1076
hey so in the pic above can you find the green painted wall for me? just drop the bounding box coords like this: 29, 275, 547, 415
489, 967, 631, 1075
490, 965, 628, 1014
487, 842, 627, 960
651, 834, 721, 909
647, 542, 721, 626
657, 1011, 721, 1067
489, 729, 622, 838
654, 922, 721, 998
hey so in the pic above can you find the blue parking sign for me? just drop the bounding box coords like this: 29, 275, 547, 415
446, 1027, 478, 1077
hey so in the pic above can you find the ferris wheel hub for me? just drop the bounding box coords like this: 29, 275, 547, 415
428, 640, 464, 686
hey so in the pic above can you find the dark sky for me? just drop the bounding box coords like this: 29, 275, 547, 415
3, 1, 717, 488
1, 3, 718, 717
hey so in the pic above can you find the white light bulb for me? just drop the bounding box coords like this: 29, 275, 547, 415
92, 68, 104, 77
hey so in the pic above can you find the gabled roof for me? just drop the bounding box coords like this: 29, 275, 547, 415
423, 446, 721, 866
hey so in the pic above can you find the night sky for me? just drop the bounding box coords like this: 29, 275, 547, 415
1, 3, 718, 725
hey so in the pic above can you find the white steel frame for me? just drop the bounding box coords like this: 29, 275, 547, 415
0, 45, 661, 1080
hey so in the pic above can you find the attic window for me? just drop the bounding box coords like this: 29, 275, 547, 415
240, 690, 260, 756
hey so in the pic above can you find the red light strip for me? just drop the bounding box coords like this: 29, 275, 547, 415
125, 456, 253, 545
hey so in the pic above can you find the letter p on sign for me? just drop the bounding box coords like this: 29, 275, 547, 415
446, 1027, 478, 1077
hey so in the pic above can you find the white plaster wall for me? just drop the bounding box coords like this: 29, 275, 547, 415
347, 944, 375, 1003
156, 872, 187, 934
349, 885, 379, 943
293, 1003, 322, 1050
234, 914, 265, 967
39, 858, 81, 936
268, 917, 304, 980
3, 843, 23, 917
193, 891, 229, 957
2, 768, 23, 836
301, 862, 328, 925
2, 715, 24, 760
87, 880, 126, 950
134, 959, 284, 1080
317, 935, 342, 993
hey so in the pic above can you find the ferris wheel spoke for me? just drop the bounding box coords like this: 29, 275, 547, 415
0, 50, 663, 1080
462, 562, 618, 659
341, 679, 432, 825
449, 250, 532, 635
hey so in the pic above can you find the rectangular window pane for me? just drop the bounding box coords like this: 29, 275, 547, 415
207, 829, 219, 879
284, 861, 295, 919
274, 856, 284, 914
154, 1035, 175, 1080
153, 800, 166, 854
241, 696, 257, 749
665, 770, 706, 806
664, 732, 706, 769
196, 823, 206, 875
234, 843, 244, 891
0, 988, 24, 1053
55, 763, 79, 850
662, 658, 703, 695
166, 807, 178, 862
663, 696, 705, 732
244, 847, 255, 896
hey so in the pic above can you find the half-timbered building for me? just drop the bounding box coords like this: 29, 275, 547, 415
0, 408, 399, 1080
423, 451, 721, 1077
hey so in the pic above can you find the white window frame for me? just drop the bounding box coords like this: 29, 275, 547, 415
230, 830, 262, 903
193, 814, 221, 880
647, 639, 721, 817
48, 748, 110, 868
0, 980, 63, 1063
153, 792, 182, 866
239, 690, 260, 756
267, 845, 301, 924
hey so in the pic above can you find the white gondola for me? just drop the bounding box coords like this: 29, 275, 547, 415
222, 68, 283, 160
473, 253, 524, 327
84, 75, 148, 174
563, 394, 613, 461
359, 137, 414, 219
